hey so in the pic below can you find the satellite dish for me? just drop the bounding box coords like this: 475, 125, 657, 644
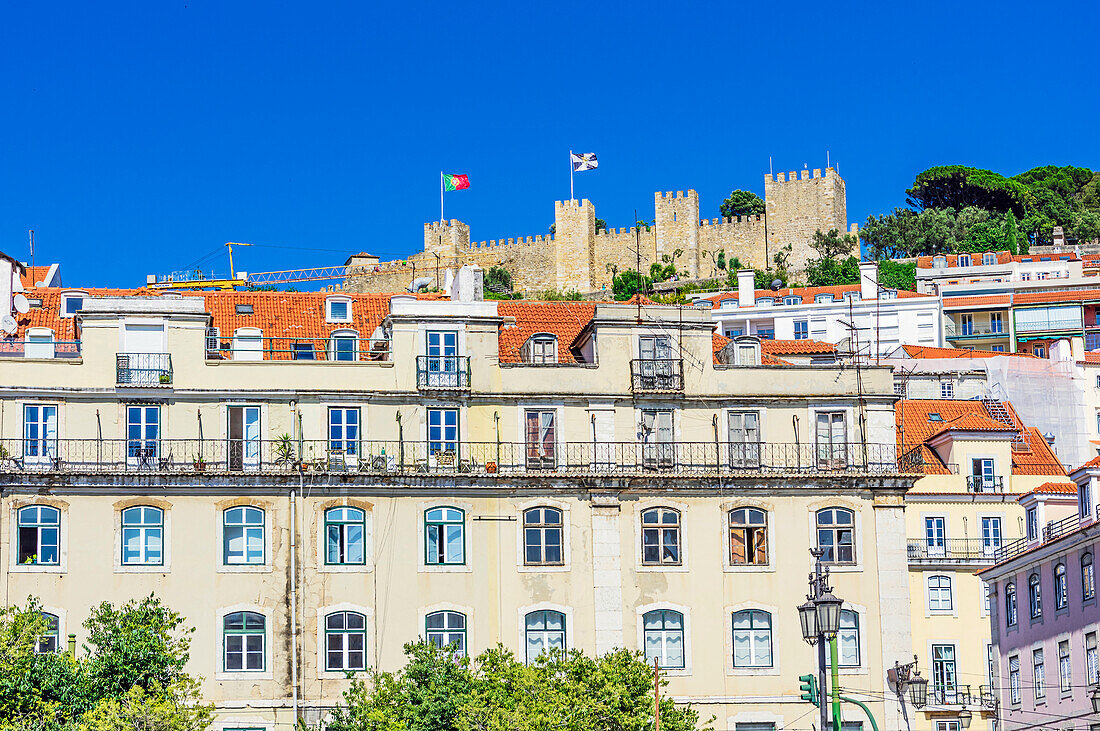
0, 315, 17, 335
771, 279, 783, 291
12, 294, 29, 314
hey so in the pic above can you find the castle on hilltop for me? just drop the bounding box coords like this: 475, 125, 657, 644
344, 167, 857, 295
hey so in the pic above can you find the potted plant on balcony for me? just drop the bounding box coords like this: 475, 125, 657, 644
274, 433, 296, 467
158, 373, 171, 384
192, 454, 207, 471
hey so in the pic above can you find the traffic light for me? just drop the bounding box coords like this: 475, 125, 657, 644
798, 673, 819, 707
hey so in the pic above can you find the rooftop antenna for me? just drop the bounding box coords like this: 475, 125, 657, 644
827, 150, 830, 169
29, 230, 34, 272
769, 156, 773, 176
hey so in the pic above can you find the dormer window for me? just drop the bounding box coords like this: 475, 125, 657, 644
880, 289, 897, 300
235, 304, 254, 315
756, 297, 773, 307
327, 297, 352, 323
60, 291, 86, 318
329, 329, 359, 362
232, 327, 263, 361
815, 294, 833, 304
982, 253, 996, 266
933, 256, 947, 269
521, 333, 558, 364
843, 291, 860, 302
731, 336, 761, 366
783, 295, 802, 305
25, 327, 55, 359
720, 298, 736, 308
958, 254, 972, 267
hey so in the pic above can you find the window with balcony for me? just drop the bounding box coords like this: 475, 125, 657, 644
1029, 573, 1042, 619
420, 331, 467, 389
928, 575, 954, 612
981, 517, 1002, 555
427, 408, 459, 459
1055, 563, 1068, 610
640, 410, 674, 469
223, 507, 265, 565
425, 611, 466, 656
1083, 553, 1095, 601
126, 406, 160, 469
816, 507, 855, 564
634, 335, 681, 391
643, 609, 685, 669
932, 644, 957, 703
815, 412, 847, 469
1027, 507, 1038, 541
729, 508, 767, 565
524, 610, 566, 664
325, 507, 365, 565
990, 312, 1004, 334
524, 410, 557, 469
325, 611, 366, 671
731, 610, 772, 668
227, 405, 261, 470
960, 313, 974, 336
121, 506, 163, 566
523, 507, 563, 565
18, 505, 60, 565
328, 407, 360, 462
641, 507, 681, 565
23, 404, 57, 465
925, 516, 946, 557
728, 411, 760, 468
970, 458, 997, 491
328, 330, 359, 362
223, 612, 265, 671
425, 507, 464, 565
521, 334, 558, 364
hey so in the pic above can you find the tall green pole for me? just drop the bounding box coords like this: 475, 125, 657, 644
829, 635, 842, 731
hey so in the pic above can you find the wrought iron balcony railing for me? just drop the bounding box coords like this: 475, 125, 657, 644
630, 359, 684, 393
993, 507, 1099, 563
928, 684, 997, 708
0, 439, 907, 477
205, 332, 391, 362
967, 475, 1004, 492
116, 353, 172, 386
416, 355, 471, 390
0, 339, 82, 359
906, 538, 1002, 563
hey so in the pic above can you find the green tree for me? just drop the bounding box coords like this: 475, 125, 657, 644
906, 165, 1033, 217
484, 267, 512, 294
1072, 209, 1100, 244
77, 679, 213, 731
719, 190, 765, 219
612, 270, 652, 301
877, 260, 917, 290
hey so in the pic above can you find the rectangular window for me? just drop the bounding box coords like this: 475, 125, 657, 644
1027, 508, 1038, 541
990, 312, 1004, 333
1034, 648, 1045, 699
1035, 345, 1046, 359
328, 407, 360, 459
815, 411, 847, 469
794, 321, 808, 340
227, 405, 261, 470
292, 342, 315, 360
638, 335, 672, 361
755, 327, 775, 340
640, 410, 674, 469
1080, 481, 1093, 518
932, 644, 957, 703
126, 405, 160, 469
961, 314, 974, 336
727, 411, 761, 468
928, 575, 954, 612
925, 516, 946, 557
525, 410, 557, 469
1059, 640, 1071, 693
940, 379, 955, 398
988, 644, 996, 692
427, 408, 459, 458
990, 344, 1005, 352
1088, 632, 1099, 685
971, 458, 996, 491
1009, 655, 1021, 703
981, 517, 1002, 555
23, 404, 58, 463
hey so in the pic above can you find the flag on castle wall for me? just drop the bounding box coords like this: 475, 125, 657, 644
443, 173, 470, 191
570, 152, 598, 172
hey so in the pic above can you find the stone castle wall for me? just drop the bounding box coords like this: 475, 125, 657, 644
345, 167, 851, 295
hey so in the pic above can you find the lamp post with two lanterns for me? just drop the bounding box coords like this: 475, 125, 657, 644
798, 548, 845, 731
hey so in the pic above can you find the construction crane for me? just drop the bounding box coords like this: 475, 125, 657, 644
146, 242, 371, 291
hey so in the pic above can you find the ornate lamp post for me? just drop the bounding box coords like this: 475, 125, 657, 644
799, 548, 841, 731
908, 670, 929, 709
1090, 683, 1100, 713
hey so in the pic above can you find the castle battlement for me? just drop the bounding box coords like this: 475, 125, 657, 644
764, 166, 836, 184
464, 233, 553, 252
554, 198, 592, 212
655, 190, 699, 202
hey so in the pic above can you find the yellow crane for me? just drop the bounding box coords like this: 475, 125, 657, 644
146, 242, 369, 291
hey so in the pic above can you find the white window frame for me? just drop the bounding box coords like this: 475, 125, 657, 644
232, 327, 264, 361
417, 500, 473, 574
59, 291, 87, 318
637, 602, 692, 675
326, 296, 352, 323
215, 604, 273, 681
328, 329, 359, 362
927, 573, 955, 614
316, 603, 374, 678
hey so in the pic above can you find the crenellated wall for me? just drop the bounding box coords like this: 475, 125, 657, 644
346, 168, 850, 294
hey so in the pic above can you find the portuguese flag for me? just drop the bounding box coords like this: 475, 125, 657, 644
443, 173, 470, 191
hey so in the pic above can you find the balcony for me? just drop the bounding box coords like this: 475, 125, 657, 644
994, 507, 1099, 563
927, 684, 997, 709
1016, 317, 1083, 334
116, 353, 172, 386
966, 475, 1004, 492
205, 332, 391, 362
948, 326, 1007, 339
416, 355, 471, 390
630, 359, 684, 393
907, 538, 1000, 564
0, 439, 908, 477
0, 339, 81, 359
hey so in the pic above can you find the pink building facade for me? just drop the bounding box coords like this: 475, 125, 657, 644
981, 465, 1100, 729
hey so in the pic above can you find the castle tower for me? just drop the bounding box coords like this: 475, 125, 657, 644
654, 190, 700, 278
764, 168, 848, 273
423, 220, 471, 260
553, 199, 596, 292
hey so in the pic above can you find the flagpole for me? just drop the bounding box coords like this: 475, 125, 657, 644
440, 171, 444, 223
569, 150, 574, 202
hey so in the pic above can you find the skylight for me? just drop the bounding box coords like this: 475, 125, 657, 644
235, 304, 254, 315
928, 413, 943, 422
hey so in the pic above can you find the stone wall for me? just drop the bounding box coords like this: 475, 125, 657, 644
345, 168, 851, 295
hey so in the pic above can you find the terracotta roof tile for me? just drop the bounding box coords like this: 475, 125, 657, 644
1023, 482, 1078, 496
916, 251, 1013, 268
761, 339, 837, 355
698, 284, 928, 309
1076, 455, 1100, 471
1013, 253, 1080, 263
1013, 289, 1100, 305
18, 265, 55, 288
497, 301, 596, 364
898, 345, 1036, 359
942, 294, 1011, 308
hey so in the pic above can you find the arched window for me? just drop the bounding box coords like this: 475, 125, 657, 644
223, 611, 265, 671
524, 610, 566, 663
223, 506, 265, 565
732, 610, 772, 668
643, 609, 684, 669
17, 505, 60, 565
36, 612, 59, 654
816, 507, 855, 564
928, 575, 954, 612
425, 507, 465, 565
328, 329, 359, 362
325, 507, 365, 565
1083, 553, 1095, 601
523, 507, 563, 566
838, 610, 860, 667
1006, 582, 1018, 626
1055, 563, 1068, 610
325, 611, 366, 671
425, 610, 466, 656
729, 508, 767, 565
121, 506, 163, 566
641, 507, 681, 565
1029, 574, 1042, 619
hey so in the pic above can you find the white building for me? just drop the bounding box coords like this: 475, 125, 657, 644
914, 250, 1084, 295
695, 263, 943, 358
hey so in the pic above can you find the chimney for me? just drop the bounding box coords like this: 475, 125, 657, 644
450, 265, 484, 303
859, 261, 878, 301
737, 270, 756, 307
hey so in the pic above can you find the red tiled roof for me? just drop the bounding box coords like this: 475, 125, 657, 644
1023, 482, 1078, 496
1013, 253, 1080, 263
916, 252, 1013, 268
898, 345, 1036, 359
762, 339, 837, 355
1079, 353, 1100, 364
497, 301, 596, 364
942, 294, 1011, 309
698, 284, 928, 309
1076, 455, 1100, 471
622, 293, 659, 305
897, 399, 1066, 477
18, 265, 54, 288
1013, 289, 1100, 305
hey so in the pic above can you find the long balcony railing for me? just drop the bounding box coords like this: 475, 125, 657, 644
0, 339, 82, 359
906, 538, 1002, 563
630, 359, 685, 393
1015, 317, 1084, 333
993, 506, 1099, 563
205, 333, 391, 362
416, 355, 471, 390
0, 439, 909, 476
928, 684, 997, 708
116, 353, 172, 386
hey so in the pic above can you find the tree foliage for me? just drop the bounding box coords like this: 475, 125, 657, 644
906, 165, 1033, 217
483, 267, 512, 294
612, 270, 652, 300
860, 206, 1025, 260
877, 260, 916, 290
326, 641, 706, 731
803, 229, 860, 287
719, 190, 765, 219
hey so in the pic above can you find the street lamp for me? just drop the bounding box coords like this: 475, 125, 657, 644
1091, 683, 1100, 713
908, 670, 929, 709
797, 599, 818, 644
815, 591, 843, 637
958, 709, 972, 730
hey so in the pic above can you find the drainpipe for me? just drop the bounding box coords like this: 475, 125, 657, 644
95, 410, 102, 466
290, 472, 301, 722
793, 415, 800, 470
494, 411, 500, 467
396, 412, 404, 469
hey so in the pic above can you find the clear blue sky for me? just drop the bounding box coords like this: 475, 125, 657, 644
2, 1, 1098, 287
